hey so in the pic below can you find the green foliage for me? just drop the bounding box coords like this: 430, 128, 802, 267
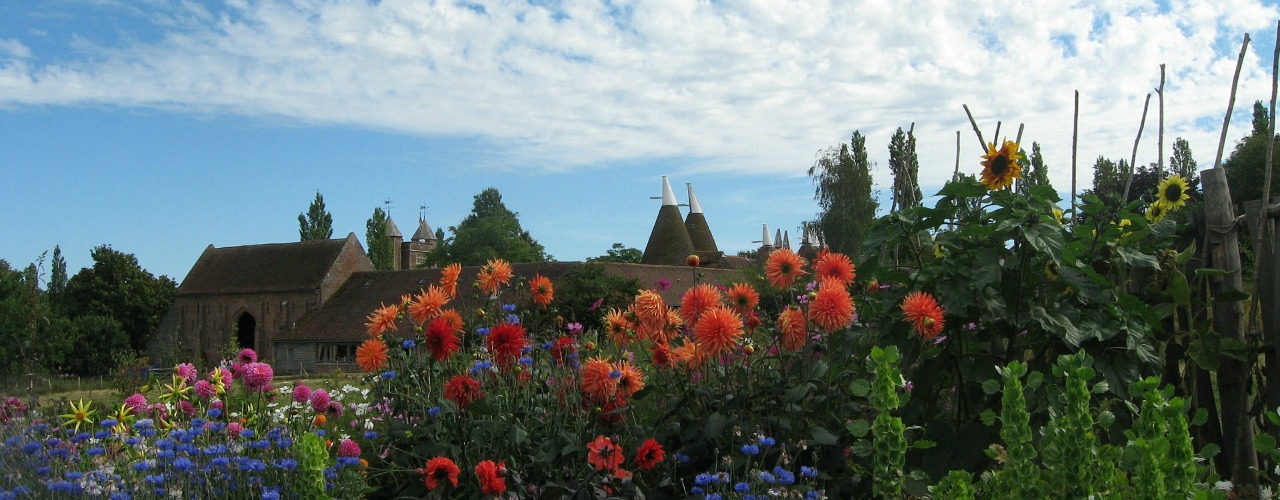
809, 130, 879, 259
931, 470, 975, 499
587, 243, 643, 264
551, 263, 640, 330
1171, 137, 1199, 181
47, 245, 67, 316
41, 315, 128, 376
63, 245, 176, 353
870, 346, 906, 498
1224, 102, 1280, 205
0, 260, 39, 377
430, 187, 548, 266
365, 207, 395, 270
298, 191, 334, 241
295, 432, 333, 500
1016, 142, 1053, 196
888, 127, 922, 211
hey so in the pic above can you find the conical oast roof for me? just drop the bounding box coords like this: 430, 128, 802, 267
684, 183, 719, 254
642, 176, 696, 265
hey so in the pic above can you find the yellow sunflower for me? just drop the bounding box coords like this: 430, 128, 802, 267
979, 140, 1025, 190
1155, 175, 1191, 211
61, 399, 96, 433
1146, 203, 1166, 223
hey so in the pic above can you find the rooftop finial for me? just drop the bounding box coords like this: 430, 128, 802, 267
661, 176, 678, 206
687, 183, 704, 214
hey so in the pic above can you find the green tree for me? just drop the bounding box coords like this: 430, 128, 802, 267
430, 188, 549, 266
63, 245, 177, 353
298, 191, 334, 241
1017, 142, 1054, 195
365, 207, 395, 270
1088, 156, 1124, 206
1170, 137, 1198, 181
809, 130, 878, 259
1225, 101, 1280, 205
41, 315, 127, 376
0, 260, 40, 376
47, 245, 67, 315
888, 128, 922, 211
588, 243, 643, 263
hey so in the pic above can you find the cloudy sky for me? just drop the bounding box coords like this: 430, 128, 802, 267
1, 0, 1278, 282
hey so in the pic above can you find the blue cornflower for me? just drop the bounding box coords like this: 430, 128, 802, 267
800, 466, 818, 478
71, 432, 91, 443
758, 436, 776, 446
476, 327, 490, 336
609, 369, 622, 379
134, 419, 154, 429
110, 492, 131, 500
262, 489, 281, 500
772, 466, 796, 485
381, 371, 396, 379
145, 474, 165, 485
502, 304, 516, 312
36, 466, 51, 476
741, 443, 760, 456
204, 444, 228, 456
133, 461, 153, 472
520, 345, 533, 354
155, 438, 174, 450
674, 451, 690, 463
541, 342, 552, 349
210, 457, 230, 469
124, 437, 140, 446
758, 471, 776, 484
690, 486, 705, 495
240, 459, 267, 472
314, 429, 326, 437
87, 446, 105, 456
806, 491, 820, 500
94, 430, 112, 439
519, 356, 533, 365
48, 481, 77, 494
364, 431, 377, 439
241, 429, 255, 438
173, 457, 195, 472
157, 449, 175, 460
695, 473, 714, 486
735, 482, 751, 493
506, 314, 521, 324
20, 442, 40, 455
402, 339, 416, 349
338, 457, 360, 467
428, 406, 441, 417
50, 448, 69, 459
45, 438, 61, 447
251, 439, 271, 449
207, 408, 222, 418
100, 418, 119, 428
706, 494, 723, 500
190, 418, 207, 429
276, 458, 298, 471
66, 472, 84, 480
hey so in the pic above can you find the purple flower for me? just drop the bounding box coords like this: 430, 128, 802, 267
656, 278, 672, 291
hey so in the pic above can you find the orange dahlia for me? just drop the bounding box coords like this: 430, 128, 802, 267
777, 306, 808, 351
632, 289, 668, 328
650, 340, 674, 369
656, 308, 684, 343
365, 303, 399, 337
726, 282, 760, 313
671, 341, 703, 367
809, 281, 855, 332
765, 248, 807, 289
815, 252, 856, 287
693, 306, 744, 358
581, 358, 618, 403
439, 263, 462, 298
355, 338, 389, 373
901, 291, 945, 340
586, 435, 624, 471
680, 283, 724, 325
614, 361, 645, 399
529, 274, 554, 308
409, 285, 449, 325
477, 258, 514, 295
605, 308, 635, 346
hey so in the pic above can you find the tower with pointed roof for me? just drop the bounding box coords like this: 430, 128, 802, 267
641, 176, 697, 266
757, 224, 775, 260
684, 183, 723, 265
386, 216, 404, 270
400, 214, 438, 269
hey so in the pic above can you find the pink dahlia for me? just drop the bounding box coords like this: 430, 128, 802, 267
123, 393, 147, 413
292, 384, 312, 404
338, 438, 361, 458
241, 362, 274, 392
238, 348, 258, 364
227, 422, 243, 437
174, 363, 197, 383
309, 389, 331, 414
193, 380, 216, 400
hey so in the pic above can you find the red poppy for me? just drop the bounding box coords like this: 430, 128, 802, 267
474, 460, 506, 496
586, 435, 624, 471
633, 438, 665, 470
422, 457, 460, 490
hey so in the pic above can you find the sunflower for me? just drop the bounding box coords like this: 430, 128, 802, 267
1155, 175, 1191, 211
61, 399, 96, 433
693, 306, 744, 358
979, 140, 1025, 191
529, 274, 555, 308
680, 283, 724, 325
365, 303, 400, 337
901, 291, 945, 340
613, 361, 646, 399
487, 322, 528, 370
438, 263, 462, 298
477, 259, 514, 295
765, 248, 808, 289
809, 282, 855, 332
815, 252, 856, 286
726, 282, 760, 313
777, 306, 808, 351
356, 338, 389, 373
587, 435, 624, 471
581, 358, 618, 403
1146, 202, 1167, 223
409, 286, 449, 325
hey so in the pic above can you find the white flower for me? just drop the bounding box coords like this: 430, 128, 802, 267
1215, 480, 1233, 491
1260, 485, 1273, 499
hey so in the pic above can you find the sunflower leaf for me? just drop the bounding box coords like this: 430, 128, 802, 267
937, 180, 989, 199
1114, 246, 1160, 269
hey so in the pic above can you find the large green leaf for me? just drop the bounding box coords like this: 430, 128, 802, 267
1115, 246, 1160, 269
1030, 305, 1086, 346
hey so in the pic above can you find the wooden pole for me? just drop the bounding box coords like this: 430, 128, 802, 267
962, 104, 987, 151
1122, 93, 1152, 203
1203, 168, 1260, 492
954, 130, 961, 181
1215, 34, 1252, 170
1072, 90, 1079, 224
1158, 64, 1166, 180
1259, 21, 1280, 434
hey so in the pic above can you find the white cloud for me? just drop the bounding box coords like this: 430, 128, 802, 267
0, 0, 1277, 193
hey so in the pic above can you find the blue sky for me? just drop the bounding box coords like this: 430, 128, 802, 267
1, 0, 1278, 282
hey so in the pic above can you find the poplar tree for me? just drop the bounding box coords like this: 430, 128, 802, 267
810, 130, 878, 259
298, 191, 334, 241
